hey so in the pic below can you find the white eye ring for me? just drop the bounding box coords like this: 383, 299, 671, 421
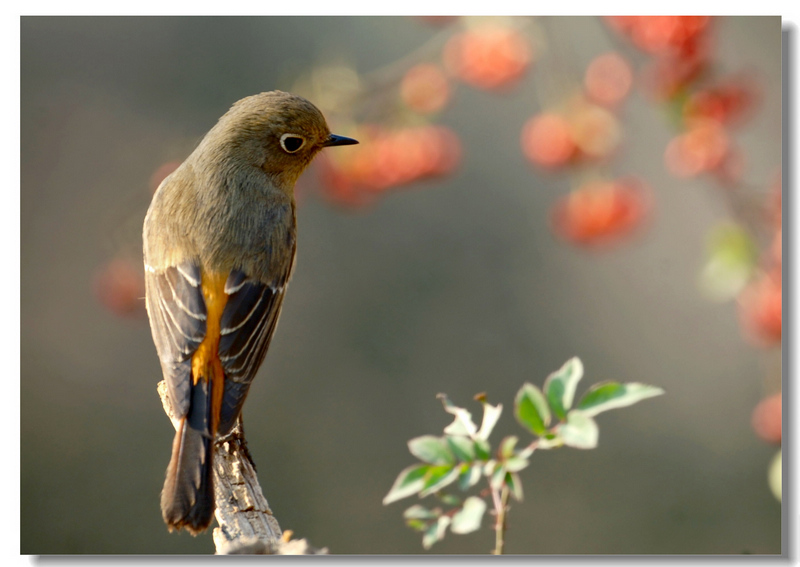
280, 133, 306, 154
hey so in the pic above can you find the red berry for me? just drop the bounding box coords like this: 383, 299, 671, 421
664, 119, 729, 178
521, 113, 576, 169
569, 102, 622, 160
752, 393, 782, 444
584, 52, 634, 107
444, 26, 533, 91
737, 271, 782, 346
683, 77, 758, 128
550, 178, 651, 247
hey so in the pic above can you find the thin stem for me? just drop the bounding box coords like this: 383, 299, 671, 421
492, 485, 510, 555
490, 485, 502, 516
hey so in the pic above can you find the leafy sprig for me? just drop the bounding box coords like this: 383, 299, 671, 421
383, 357, 664, 552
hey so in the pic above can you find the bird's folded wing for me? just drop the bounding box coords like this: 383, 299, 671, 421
145, 262, 208, 419
216, 268, 288, 434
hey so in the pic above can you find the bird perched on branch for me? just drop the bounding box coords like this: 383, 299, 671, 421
143, 91, 357, 535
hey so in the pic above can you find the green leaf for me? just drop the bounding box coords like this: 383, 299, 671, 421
458, 463, 482, 491
419, 465, 460, 497
437, 492, 461, 506
558, 410, 599, 449
577, 382, 665, 418
504, 456, 529, 473
515, 382, 551, 435
506, 471, 524, 501
473, 438, 491, 461
406, 519, 427, 531
450, 496, 487, 534
403, 504, 438, 520
408, 435, 456, 465
447, 435, 476, 462
438, 393, 478, 437
498, 435, 518, 459
544, 357, 584, 420
699, 222, 758, 302
490, 464, 507, 490
476, 400, 503, 440
535, 435, 564, 450
383, 464, 430, 505
422, 515, 451, 549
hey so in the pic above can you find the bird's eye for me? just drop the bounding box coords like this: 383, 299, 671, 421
280, 133, 306, 154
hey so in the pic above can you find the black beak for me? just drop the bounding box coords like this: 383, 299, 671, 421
324, 134, 359, 147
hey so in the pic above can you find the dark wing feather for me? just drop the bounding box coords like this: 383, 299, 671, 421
217, 268, 287, 434
145, 262, 207, 418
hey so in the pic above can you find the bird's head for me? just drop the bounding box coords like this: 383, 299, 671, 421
201, 90, 358, 189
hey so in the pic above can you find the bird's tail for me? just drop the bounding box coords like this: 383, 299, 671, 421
160, 380, 216, 535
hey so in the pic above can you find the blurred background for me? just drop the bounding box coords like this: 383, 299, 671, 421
21, 16, 782, 554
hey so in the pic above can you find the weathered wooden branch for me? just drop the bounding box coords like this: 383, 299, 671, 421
157, 381, 327, 554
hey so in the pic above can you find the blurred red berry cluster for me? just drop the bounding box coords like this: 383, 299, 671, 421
606, 16, 713, 100
443, 24, 534, 91
737, 174, 782, 348
317, 125, 461, 208
519, 50, 631, 172
683, 77, 757, 128
740, 175, 781, 453
664, 76, 758, 183
738, 270, 782, 346
604, 17, 758, 184
549, 177, 651, 247
316, 18, 537, 207
606, 16, 711, 56
664, 119, 732, 179
607, 16, 777, 353
518, 47, 643, 248
521, 95, 624, 171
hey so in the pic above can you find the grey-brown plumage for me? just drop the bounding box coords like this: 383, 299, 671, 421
143, 91, 357, 535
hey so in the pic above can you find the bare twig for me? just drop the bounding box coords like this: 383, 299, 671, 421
210, 419, 283, 554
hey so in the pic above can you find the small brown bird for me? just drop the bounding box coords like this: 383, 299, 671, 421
143, 91, 357, 535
